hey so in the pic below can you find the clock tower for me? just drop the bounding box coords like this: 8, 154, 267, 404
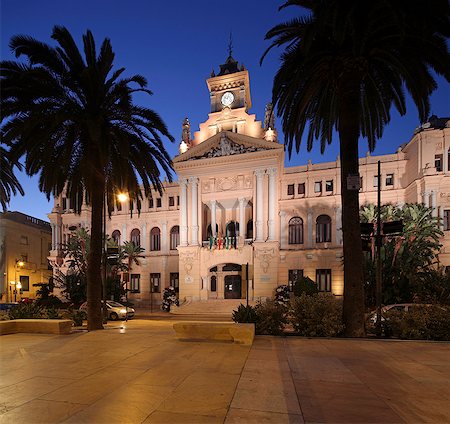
207, 54, 252, 113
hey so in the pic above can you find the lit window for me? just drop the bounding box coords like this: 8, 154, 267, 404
288, 269, 303, 292
130, 274, 140, 293
386, 174, 394, 186
150, 227, 161, 251
19, 275, 30, 292
288, 217, 304, 244
373, 176, 379, 187
298, 183, 305, 195
170, 272, 179, 293
150, 273, 161, 293
170, 226, 180, 250
316, 269, 331, 292
314, 182, 322, 193
130, 228, 140, 246
316, 215, 331, 243
435, 154, 443, 172
444, 210, 450, 231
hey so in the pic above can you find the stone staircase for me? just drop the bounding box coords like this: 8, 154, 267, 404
171, 299, 256, 316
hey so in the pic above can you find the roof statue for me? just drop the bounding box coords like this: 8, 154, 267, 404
264, 103, 275, 130
179, 117, 192, 154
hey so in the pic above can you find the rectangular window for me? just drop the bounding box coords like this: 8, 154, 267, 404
170, 272, 179, 293
156, 198, 162, 208
316, 269, 332, 292
177, 196, 180, 206
360, 176, 363, 191
149, 198, 154, 209
62, 197, 67, 211
130, 274, 140, 293
20, 236, 28, 245
314, 181, 322, 193
325, 180, 333, 192
19, 275, 30, 292
288, 269, 303, 292
169, 196, 175, 207
386, 174, 394, 186
150, 273, 161, 293
298, 183, 305, 195
287, 184, 294, 196
444, 210, 450, 231
435, 154, 443, 172
373, 175, 379, 187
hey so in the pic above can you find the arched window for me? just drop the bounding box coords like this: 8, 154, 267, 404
111, 230, 121, 245
210, 276, 217, 292
226, 221, 237, 237
316, 215, 332, 243
246, 219, 253, 239
130, 228, 140, 246
288, 217, 304, 244
170, 226, 179, 250
150, 227, 161, 251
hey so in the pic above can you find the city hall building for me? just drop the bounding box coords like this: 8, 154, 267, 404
47, 55, 450, 308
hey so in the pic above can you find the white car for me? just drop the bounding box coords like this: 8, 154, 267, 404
79, 300, 135, 321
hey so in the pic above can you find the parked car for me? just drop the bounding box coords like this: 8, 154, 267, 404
367, 303, 433, 325
79, 300, 135, 321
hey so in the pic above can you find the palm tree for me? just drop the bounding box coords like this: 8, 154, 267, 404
0, 146, 24, 210
1, 26, 173, 330
122, 241, 145, 298
262, 0, 450, 336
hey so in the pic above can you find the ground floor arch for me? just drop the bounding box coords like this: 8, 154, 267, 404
207, 263, 246, 300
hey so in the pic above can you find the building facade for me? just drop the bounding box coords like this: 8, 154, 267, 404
47, 55, 450, 308
0, 212, 53, 302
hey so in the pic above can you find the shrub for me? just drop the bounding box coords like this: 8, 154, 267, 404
44, 307, 62, 319
385, 305, 450, 340
274, 285, 290, 307
161, 287, 179, 312
69, 310, 85, 326
293, 276, 319, 297
8, 302, 43, 319
290, 293, 344, 337
232, 304, 258, 324
254, 299, 288, 336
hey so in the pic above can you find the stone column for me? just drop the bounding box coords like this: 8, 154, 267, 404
239, 198, 246, 239
161, 221, 168, 252
255, 169, 265, 241
55, 224, 61, 250
439, 206, 445, 230
190, 177, 199, 245
335, 206, 342, 245
267, 167, 277, 241
279, 210, 286, 249
211, 200, 217, 237
180, 178, 188, 246
422, 191, 429, 207
307, 211, 313, 247
141, 223, 147, 251
122, 224, 127, 243
51, 224, 55, 250
431, 191, 437, 217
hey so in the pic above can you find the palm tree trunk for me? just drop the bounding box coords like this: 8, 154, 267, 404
86, 177, 104, 331
339, 87, 365, 337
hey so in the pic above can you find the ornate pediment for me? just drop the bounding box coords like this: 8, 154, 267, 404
188, 133, 265, 161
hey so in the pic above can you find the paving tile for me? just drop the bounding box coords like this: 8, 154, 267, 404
0, 399, 84, 424
158, 371, 240, 418
225, 407, 304, 423
0, 377, 75, 412
143, 410, 223, 423
64, 384, 174, 423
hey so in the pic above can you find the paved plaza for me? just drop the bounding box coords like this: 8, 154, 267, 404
0, 319, 449, 423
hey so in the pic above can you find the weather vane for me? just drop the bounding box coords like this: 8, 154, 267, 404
228, 32, 233, 57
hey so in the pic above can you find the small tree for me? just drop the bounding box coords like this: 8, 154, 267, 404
293, 276, 319, 297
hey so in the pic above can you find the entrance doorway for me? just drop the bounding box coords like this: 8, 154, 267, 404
224, 275, 242, 299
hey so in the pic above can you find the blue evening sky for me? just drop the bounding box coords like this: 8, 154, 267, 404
2, 0, 449, 222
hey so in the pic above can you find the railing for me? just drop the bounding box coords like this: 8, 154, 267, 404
202, 237, 253, 250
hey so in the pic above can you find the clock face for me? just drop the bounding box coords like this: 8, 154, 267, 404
221, 91, 234, 107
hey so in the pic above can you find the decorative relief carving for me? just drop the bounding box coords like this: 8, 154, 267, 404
216, 176, 238, 191
244, 176, 252, 188
188, 133, 265, 161
255, 248, 275, 274
179, 251, 197, 276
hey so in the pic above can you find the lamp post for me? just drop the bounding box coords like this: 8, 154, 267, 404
16, 282, 22, 302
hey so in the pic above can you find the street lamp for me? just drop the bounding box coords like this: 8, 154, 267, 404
16, 282, 22, 301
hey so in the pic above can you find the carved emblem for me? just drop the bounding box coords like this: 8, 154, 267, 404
255, 248, 275, 274
217, 176, 237, 191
